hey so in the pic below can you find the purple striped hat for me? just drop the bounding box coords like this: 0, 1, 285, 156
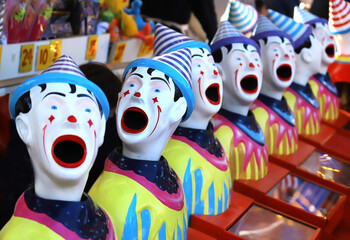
251, 15, 293, 44
293, 6, 328, 25
227, 0, 258, 34
122, 48, 195, 121
210, 20, 260, 54
268, 9, 312, 49
9, 55, 109, 119
153, 23, 210, 56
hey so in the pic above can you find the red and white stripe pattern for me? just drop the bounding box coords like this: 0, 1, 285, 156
329, 0, 350, 34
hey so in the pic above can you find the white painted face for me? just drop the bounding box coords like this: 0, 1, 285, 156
221, 43, 263, 103
306, 34, 323, 75
117, 67, 186, 145
16, 83, 106, 181
259, 36, 295, 90
312, 22, 336, 66
191, 47, 223, 117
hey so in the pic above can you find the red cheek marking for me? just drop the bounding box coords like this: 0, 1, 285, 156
48, 115, 55, 123
200, 71, 204, 75
240, 63, 242, 66
257, 64, 260, 67
88, 119, 93, 127
152, 97, 158, 103
123, 90, 130, 97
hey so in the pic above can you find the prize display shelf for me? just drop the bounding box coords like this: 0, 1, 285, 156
0, 34, 153, 89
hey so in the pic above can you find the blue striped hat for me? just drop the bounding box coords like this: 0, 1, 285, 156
293, 6, 328, 25
251, 15, 293, 44
122, 48, 195, 121
9, 55, 110, 119
268, 9, 312, 49
210, 20, 260, 54
153, 23, 210, 56
227, 0, 258, 34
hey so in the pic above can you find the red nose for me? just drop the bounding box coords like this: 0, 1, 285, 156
284, 54, 289, 58
67, 115, 77, 123
214, 69, 218, 75
134, 92, 141, 97
249, 63, 255, 68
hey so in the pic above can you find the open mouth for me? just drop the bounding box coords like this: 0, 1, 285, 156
240, 75, 258, 94
325, 44, 335, 58
121, 107, 148, 134
276, 64, 292, 81
205, 83, 221, 105
52, 135, 86, 168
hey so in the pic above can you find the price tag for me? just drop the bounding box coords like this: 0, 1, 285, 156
138, 39, 154, 57
0, 46, 2, 66
36, 45, 51, 71
112, 42, 127, 64
50, 40, 62, 63
20, 43, 35, 73
86, 35, 98, 60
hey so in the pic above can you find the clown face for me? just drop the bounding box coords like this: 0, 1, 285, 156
220, 43, 263, 104
117, 67, 186, 146
312, 22, 336, 66
16, 83, 106, 182
191, 47, 223, 117
259, 36, 295, 91
305, 34, 323, 75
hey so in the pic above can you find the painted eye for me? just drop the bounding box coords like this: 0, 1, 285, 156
274, 49, 277, 52
129, 83, 135, 87
289, 50, 292, 53
155, 89, 160, 93
197, 64, 201, 68
237, 57, 241, 61
85, 108, 91, 113
255, 58, 258, 62
51, 105, 57, 110
212, 63, 216, 67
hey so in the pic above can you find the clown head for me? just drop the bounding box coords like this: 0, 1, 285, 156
268, 9, 322, 86
9, 56, 109, 199
117, 48, 194, 160
211, 21, 262, 115
252, 16, 295, 99
294, 7, 336, 74
152, 24, 222, 129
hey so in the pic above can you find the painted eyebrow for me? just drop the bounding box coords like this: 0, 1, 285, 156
192, 54, 203, 58
77, 93, 95, 102
150, 77, 170, 90
233, 49, 245, 53
130, 73, 143, 78
43, 92, 66, 99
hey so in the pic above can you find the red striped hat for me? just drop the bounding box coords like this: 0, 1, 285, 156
329, 0, 350, 34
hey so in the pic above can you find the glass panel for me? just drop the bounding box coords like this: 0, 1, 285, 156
267, 174, 341, 217
299, 151, 350, 187
228, 204, 316, 240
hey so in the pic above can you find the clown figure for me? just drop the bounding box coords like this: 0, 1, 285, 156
89, 48, 194, 240
210, 21, 268, 181
268, 9, 323, 136
294, 6, 339, 121
153, 24, 231, 217
0, 55, 116, 240
250, 16, 298, 155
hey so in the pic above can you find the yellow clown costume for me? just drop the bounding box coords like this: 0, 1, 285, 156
212, 109, 268, 180
89, 149, 187, 240
251, 95, 299, 155
163, 125, 231, 217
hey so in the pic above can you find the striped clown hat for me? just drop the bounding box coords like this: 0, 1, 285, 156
268, 9, 312, 49
329, 0, 350, 34
252, 15, 294, 43
153, 23, 210, 56
227, 0, 258, 34
9, 55, 110, 119
210, 20, 260, 54
293, 6, 328, 25
122, 48, 195, 121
